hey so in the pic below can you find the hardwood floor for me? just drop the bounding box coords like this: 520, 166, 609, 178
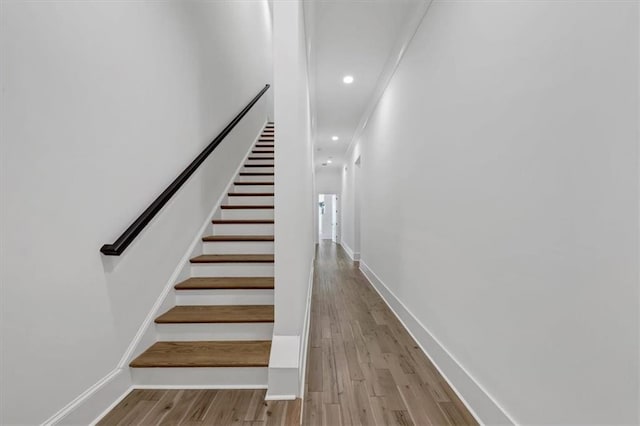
302, 242, 478, 426
98, 241, 477, 425
96, 390, 301, 425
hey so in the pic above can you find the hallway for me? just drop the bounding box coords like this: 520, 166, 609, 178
97, 242, 476, 425
303, 242, 477, 425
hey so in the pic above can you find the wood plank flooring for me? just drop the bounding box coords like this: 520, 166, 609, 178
97, 390, 301, 425
98, 241, 477, 425
302, 242, 478, 426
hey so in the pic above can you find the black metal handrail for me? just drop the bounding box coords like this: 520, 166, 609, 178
100, 84, 271, 256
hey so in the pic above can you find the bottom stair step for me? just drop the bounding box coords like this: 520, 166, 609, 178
130, 341, 271, 368
130, 366, 268, 387
175, 277, 275, 290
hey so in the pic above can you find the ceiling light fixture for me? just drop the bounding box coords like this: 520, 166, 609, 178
343, 75, 354, 84
332, 136, 339, 141
327, 159, 333, 164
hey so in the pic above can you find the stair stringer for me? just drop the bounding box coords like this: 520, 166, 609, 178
118, 121, 269, 387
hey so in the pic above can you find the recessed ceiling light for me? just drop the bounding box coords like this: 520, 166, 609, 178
343, 75, 354, 84
327, 159, 333, 164
332, 136, 339, 141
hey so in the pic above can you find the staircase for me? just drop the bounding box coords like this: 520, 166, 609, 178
129, 123, 275, 387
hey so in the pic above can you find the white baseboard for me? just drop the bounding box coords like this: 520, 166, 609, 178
132, 384, 268, 390
339, 241, 354, 260
44, 369, 132, 426
359, 261, 516, 426
264, 394, 297, 401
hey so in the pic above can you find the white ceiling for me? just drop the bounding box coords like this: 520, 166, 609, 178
305, 0, 422, 170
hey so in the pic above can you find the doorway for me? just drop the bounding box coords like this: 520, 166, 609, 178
318, 193, 338, 242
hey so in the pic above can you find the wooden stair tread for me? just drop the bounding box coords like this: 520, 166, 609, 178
244, 164, 274, 167
228, 192, 275, 196
155, 305, 274, 324
190, 254, 274, 263
248, 157, 274, 160
212, 219, 274, 224
234, 182, 274, 185
252, 151, 274, 153
129, 341, 271, 368
175, 277, 274, 290
239, 172, 274, 176
202, 235, 274, 241
220, 205, 274, 209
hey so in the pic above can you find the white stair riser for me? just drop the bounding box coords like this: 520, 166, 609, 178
202, 240, 274, 254
175, 289, 274, 305
227, 196, 274, 205
237, 175, 274, 183
191, 263, 274, 277
250, 154, 274, 160
243, 167, 274, 174
233, 184, 274, 193
131, 367, 268, 387
212, 223, 274, 235
156, 323, 273, 341
245, 159, 275, 166
221, 209, 274, 220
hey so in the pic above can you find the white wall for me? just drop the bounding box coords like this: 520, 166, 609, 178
0, 2, 272, 424
341, 147, 362, 259
271, 0, 315, 397
315, 167, 342, 194
343, 1, 639, 424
